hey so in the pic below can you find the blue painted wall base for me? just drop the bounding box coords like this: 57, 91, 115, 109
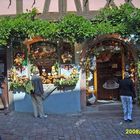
13, 90, 81, 114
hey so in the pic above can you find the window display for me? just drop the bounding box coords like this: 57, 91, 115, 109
60, 42, 74, 64
9, 39, 80, 93
54, 64, 79, 89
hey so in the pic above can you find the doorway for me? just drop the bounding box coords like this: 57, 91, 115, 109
85, 34, 136, 101
97, 52, 122, 100
0, 46, 8, 109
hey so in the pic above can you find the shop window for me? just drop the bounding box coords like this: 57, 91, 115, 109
60, 42, 74, 64
30, 41, 59, 84
9, 39, 79, 91
12, 43, 28, 77
30, 41, 57, 71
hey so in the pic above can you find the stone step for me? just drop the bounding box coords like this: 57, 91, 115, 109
83, 101, 140, 117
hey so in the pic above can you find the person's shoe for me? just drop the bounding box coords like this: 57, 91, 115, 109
39, 114, 48, 118
128, 119, 133, 122
4, 107, 9, 115
124, 120, 128, 122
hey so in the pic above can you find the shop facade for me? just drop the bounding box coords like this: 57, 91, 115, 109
81, 34, 137, 103
0, 0, 139, 113
2, 33, 136, 113
4, 37, 83, 113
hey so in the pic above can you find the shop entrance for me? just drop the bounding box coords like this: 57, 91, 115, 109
85, 34, 136, 101
0, 47, 7, 75
0, 46, 8, 109
97, 52, 122, 100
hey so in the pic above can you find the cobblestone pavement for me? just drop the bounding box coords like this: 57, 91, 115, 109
0, 106, 140, 140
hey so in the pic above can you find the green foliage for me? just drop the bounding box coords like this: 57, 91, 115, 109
56, 14, 94, 43
94, 4, 134, 25
0, 9, 58, 46
0, 3, 140, 45
93, 3, 140, 39
31, 19, 58, 39
54, 76, 79, 87
0, 17, 12, 45
10, 79, 27, 91
92, 21, 127, 35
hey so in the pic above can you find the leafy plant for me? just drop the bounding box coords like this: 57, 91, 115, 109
1, 4, 140, 45
93, 3, 140, 40
56, 13, 94, 43
54, 77, 79, 87
10, 77, 29, 91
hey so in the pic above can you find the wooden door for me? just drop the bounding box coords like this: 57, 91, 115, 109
97, 53, 122, 100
